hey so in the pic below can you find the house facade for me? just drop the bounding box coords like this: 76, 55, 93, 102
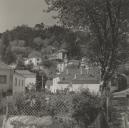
24, 57, 42, 67
14, 70, 36, 92
13, 70, 36, 94
13, 71, 25, 94
0, 61, 36, 95
50, 62, 101, 93
0, 61, 13, 95
49, 49, 68, 60
50, 77, 100, 93
57, 57, 68, 73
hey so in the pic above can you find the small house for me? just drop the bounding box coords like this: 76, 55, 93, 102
50, 63, 100, 93
0, 61, 13, 95
13, 70, 36, 94
13, 70, 25, 94
24, 51, 42, 66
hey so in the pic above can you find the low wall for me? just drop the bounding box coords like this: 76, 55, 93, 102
110, 90, 129, 128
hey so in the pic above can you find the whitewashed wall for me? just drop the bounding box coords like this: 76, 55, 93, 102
50, 77, 100, 93
13, 73, 25, 94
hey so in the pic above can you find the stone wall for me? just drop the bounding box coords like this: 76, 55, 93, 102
110, 94, 129, 128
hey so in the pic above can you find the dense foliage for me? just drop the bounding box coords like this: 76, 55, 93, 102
72, 90, 101, 128
45, 0, 129, 90
0, 24, 89, 64
1, 90, 100, 128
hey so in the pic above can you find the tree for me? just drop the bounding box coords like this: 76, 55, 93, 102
45, 0, 129, 92
32, 37, 44, 50
36, 71, 43, 92
72, 90, 101, 128
34, 22, 45, 31
0, 32, 15, 64
16, 55, 26, 69
10, 25, 35, 46
65, 32, 82, 59
42, 73, 48, 92
36, 70, 48, 92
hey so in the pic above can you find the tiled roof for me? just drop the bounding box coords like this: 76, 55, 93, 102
72, 79, 100, 84
54, 59, 100, 84
68, 60, 80, 66
58, 68, 100, 79
58, 81, 70, 84
58, 49, 67, 53
57, 73, 100, 84
58, 79, 100, 84
15, 70, 36, 78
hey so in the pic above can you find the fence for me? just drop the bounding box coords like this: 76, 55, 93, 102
0, 92, 76, 128
0, 90, 101, 128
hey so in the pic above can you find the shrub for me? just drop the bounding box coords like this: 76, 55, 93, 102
71, 90, 101, 128
48, 95, 69, 117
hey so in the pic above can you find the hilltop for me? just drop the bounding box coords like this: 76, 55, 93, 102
0, 24, 90, 65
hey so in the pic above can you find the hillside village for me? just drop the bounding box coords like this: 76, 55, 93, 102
0, 48, 101, 96
0, 25, 129, 128
1, 45, 129, 95
1, 0, 129, 126
0, 26, 129, 128
0, 47, 129, 127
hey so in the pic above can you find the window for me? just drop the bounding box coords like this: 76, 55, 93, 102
0, 75, 7, 84
29, 60, 32, 63
22, 80, 24, 87
15, 78, 17, 86
19, 80, 20, 86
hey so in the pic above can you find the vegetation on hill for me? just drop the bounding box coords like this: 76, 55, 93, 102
45, 0, 129, 93
0, 24, 90, 64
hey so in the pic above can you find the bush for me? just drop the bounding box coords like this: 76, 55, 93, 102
48, 94, 70, 117
13, 92, 47, 116
8, 91, 100, 128
71, 90, 101, 128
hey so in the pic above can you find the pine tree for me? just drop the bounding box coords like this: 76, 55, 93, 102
36, 70, 48, 92
0, 32, 15, 64
36, 71, 42, 92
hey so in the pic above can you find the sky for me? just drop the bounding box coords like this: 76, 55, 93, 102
0, 0, 57, 32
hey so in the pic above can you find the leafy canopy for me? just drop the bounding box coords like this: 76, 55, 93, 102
45, 0, 129, 85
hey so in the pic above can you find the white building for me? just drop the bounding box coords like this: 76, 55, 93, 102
50, 76, 100, 93
24, 57, 42, 66
13, 70, 36, 94
13, 71, 25, 94
50, 63, 101, 93
49, 49, 68, 60
0, 61, 13, 95
57, 56, 68, 73
57, 49, 67, 60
